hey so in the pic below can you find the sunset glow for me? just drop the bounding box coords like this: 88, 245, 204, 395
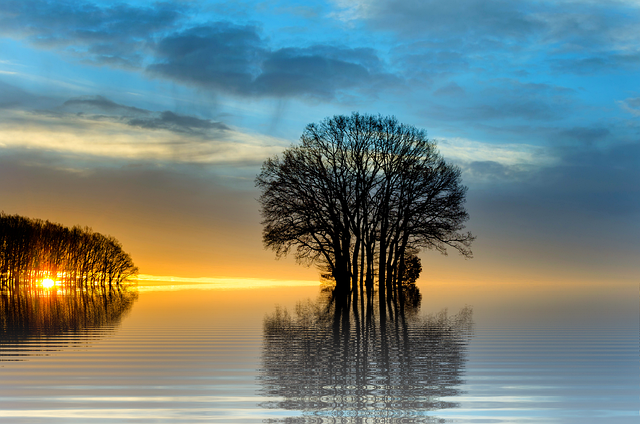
41, 278, 55, 289
0, 1, 638, 422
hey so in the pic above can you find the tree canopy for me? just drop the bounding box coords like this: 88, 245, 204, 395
0, 213, 138, 293
256, 113, 473, 298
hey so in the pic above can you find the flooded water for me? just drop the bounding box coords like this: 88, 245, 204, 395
0, 279, 638, 423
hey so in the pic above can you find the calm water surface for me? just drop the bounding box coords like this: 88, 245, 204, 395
1, 280, 638, 423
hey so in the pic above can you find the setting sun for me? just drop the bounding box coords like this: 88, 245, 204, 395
41, 278, 55, 289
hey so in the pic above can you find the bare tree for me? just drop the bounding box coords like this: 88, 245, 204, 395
256, 113, 474, 300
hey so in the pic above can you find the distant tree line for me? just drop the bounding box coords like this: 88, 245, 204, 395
257, 113, 473, 302
0, 213, 138, 293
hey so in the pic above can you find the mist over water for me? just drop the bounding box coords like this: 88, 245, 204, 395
0, 280, 637, 423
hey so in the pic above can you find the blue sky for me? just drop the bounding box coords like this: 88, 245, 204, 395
1, 0, 638, 281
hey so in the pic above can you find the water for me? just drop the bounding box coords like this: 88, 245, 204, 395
0, 280, 638, 423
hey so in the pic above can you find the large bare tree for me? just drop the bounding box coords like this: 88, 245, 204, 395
256, 113, 473, 299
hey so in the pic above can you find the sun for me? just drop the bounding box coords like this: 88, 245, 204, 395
41, 278, 56, 288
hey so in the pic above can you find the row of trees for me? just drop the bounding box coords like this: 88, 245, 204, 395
257, 113, 473, 300
0, 213, 138, 293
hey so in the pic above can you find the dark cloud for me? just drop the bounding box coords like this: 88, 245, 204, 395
128, 111, 229, 133
62, 95, 149, 116
494, 141, 640, 219
464, 140, 640, 276
557, 127, 610, 146
1, 1, 400, 101
56, 95, 229, 135
551, 142, 640, 203
148, 25, 400, 100
445, 123, 640, 225
0, 0, 184, 68
251, 46, 399, 99
147, 23, 264, 95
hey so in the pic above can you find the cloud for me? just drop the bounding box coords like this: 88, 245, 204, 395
0, 97, 286, 166
128, 111, 230, 133
0, 0, 184, 68
251, 46, 399, 100
463, 160, 526, 182
556, 127, 610, 146
425, 79, 575, 125
356, 0, 544, 40
550, 141, 640, 199
59, 95, 230, 134
0, 1, 401, 101
437, 137, 557, 183
147, 23, 264, 94
471, 138, 640, 217
62, 95, 150, 116
345, 0, 640, 90
619, 97, 640, 116
349, 0, 640, 50
148, 25, 400, 100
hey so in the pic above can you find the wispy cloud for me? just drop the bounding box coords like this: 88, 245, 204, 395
438, 137, 557, 183
618, 97, 640, 116
0, 105, 286, 166
438, 137, 555, 166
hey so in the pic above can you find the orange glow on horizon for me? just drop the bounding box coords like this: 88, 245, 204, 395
41, 278, 56, 288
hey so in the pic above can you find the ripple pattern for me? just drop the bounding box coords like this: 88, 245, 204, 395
1, 326, 265, 423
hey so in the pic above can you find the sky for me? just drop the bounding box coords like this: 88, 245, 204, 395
0, 0, 639, 285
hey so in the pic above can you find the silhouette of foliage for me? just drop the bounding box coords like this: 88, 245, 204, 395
0, 213, 138, 293
256, 113, 473, 299
399, 250, 422, 286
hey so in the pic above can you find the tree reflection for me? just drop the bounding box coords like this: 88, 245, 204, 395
0, 285, 138, 342
259, 288, 473, 423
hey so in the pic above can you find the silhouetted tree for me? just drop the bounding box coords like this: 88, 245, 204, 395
256, 113, 474, 300
0, 213, 138, 293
